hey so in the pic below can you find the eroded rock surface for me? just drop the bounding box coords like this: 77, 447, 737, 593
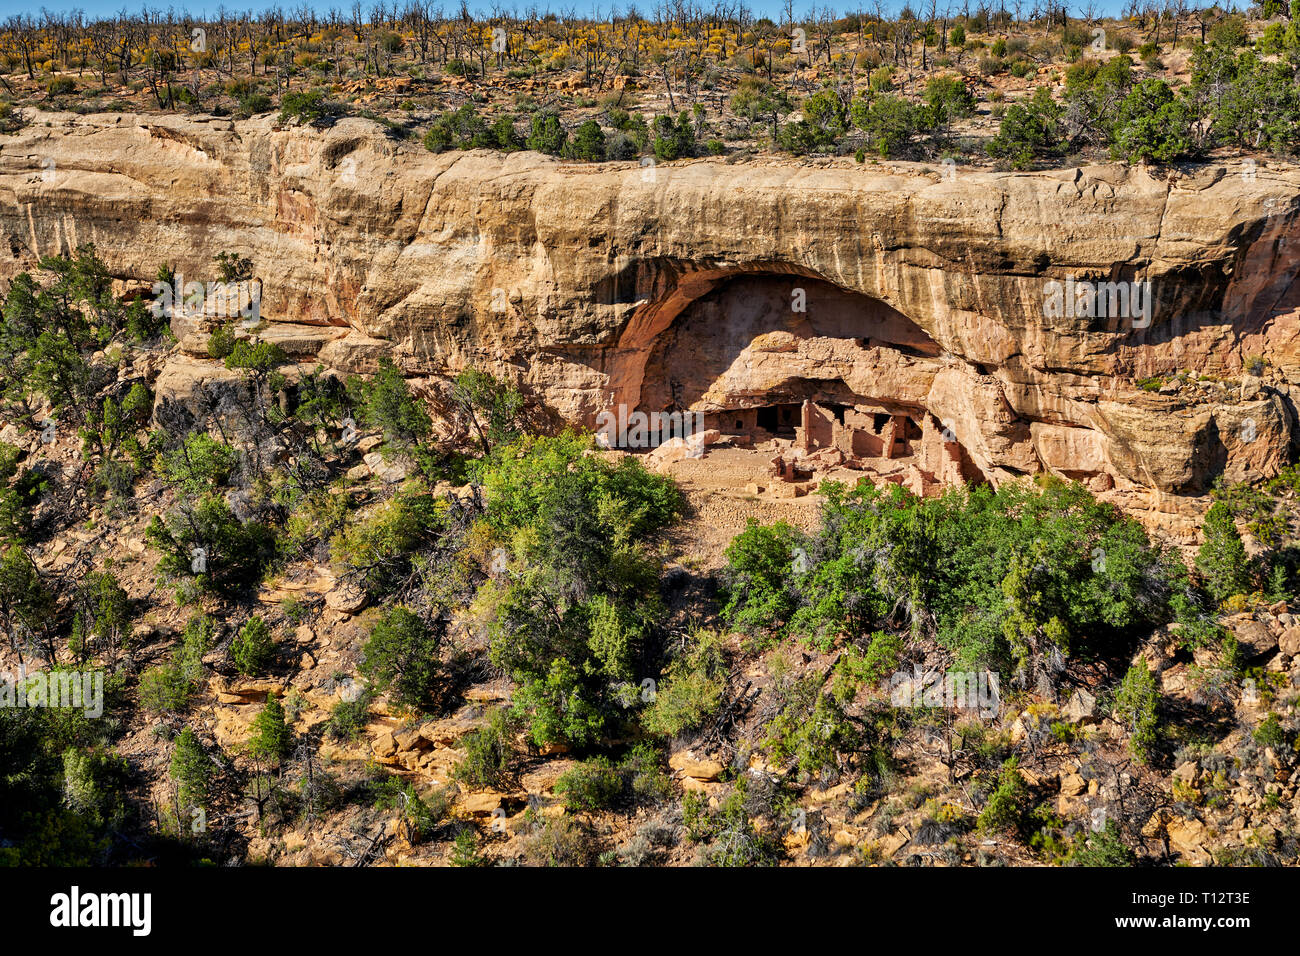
2, 111, 1299, 513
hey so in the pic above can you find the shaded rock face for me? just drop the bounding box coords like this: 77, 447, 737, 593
2, 111, 1299, 505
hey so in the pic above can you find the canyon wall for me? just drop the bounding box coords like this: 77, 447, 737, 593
2, 110, 1299, 517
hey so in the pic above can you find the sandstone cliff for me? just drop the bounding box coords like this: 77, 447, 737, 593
1, 110, 1298, 515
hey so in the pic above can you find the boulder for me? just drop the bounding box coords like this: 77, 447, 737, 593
151, 356, 252, 426
669, 750, 725, 781
1061, 688, 1098, 723
1059, 772, 1087, 797
394, 728, 425, 752
645, 430, 720, 469
460, 792, 526, 817
363, 451, 410, 483
1230, 618, 1279, 660
1167, 817, 1211, 863
325, 579, 368, 615
875, 830, 910, 859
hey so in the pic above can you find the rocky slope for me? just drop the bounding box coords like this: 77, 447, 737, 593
1, 110, 1299, 521
3, 112, 1300, 866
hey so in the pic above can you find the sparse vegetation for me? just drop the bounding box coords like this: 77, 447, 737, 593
1, 4, 1298, 880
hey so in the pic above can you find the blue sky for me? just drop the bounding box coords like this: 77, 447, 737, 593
0, 0, 1140, 22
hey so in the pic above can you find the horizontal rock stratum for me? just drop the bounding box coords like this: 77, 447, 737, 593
1, 110, 1298, 511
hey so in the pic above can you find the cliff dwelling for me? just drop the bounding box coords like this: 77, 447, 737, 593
626, 272, 987, 498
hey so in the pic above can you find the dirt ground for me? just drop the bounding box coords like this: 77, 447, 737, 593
653, 445, 829, 570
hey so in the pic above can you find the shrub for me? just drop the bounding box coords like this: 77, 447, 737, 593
987, 86, 1063, 168
156, 433, 239, 494
831, 631, 903, 702
326, 688, 372, 741
169, 727, 213, 825
1111, 79, 1195, 164
62, 747, 128, 828
1209, 15, 1247, 49
684, 777, 782, 865
231, 616, 275, 675
643, 629, 727, 737
146, 495, 279, 595
205, 323, 237, 359
449, 828, 488, 866
139, 615, 213, 713
1254, 713, 1289, 749
248, 692, 292, 765
353, 357, 431, 451
605, 130, 640, 159
491, 114, 523, 150
1113, 660, 1160, 763
763, 676, 860, 779
868, 66, 894, 92
851, 94, 920, 156
481, 432, 681, 536
224, 338, 288, 375
284, 488, 351, 561
525, 110, 567, 155
481, 433, 683, 746
1070, 819, 1137, 865
553, 745, 671, 812
724, 477, 1173, 681
214, 251, 253, 283
329, 485, 448, 597
239, 92, 272, 116
0, 248, 121, 414
783, 88, 846, 154
521, 814, 601, 866
423, 103, 493, 151
0, 545, 53, 659
652, 111, 695, 160
622, 743, 673, 805
0, 702, 116, 864
554, 757, 624, 811
359, 607, 445, 713
1195, 502, 1253, 606
0, 443, 43, 542
569, 119, 606, 160
921, 74, 976, 133
81, 384, 152, 502
977, 759, 1028, 834
373, 776, 446, 843
454, 708, 517, 789
68, 570, 133, 664
449, 368, 523, 455
279, 90, 336, 124
720, 520, 804, 637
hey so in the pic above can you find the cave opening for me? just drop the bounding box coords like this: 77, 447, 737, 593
626, 270, 989, 496
755, 403, 802, 437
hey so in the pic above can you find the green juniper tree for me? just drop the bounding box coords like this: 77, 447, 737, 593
249, 692, 293, 766
359, 606, 445, 713
231, 616, 275, 676
169, 727, 213, 836
1195, 502, 1253, 605
1113, 660, 1160, 764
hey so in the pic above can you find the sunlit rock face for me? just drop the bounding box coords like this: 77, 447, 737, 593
1, 110, 1298, 509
